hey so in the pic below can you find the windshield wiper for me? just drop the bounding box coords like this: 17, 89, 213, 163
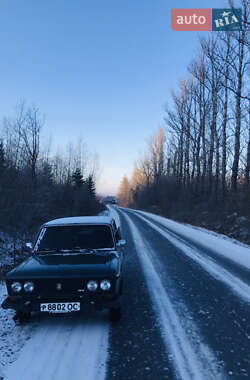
67, 248, 113, 255
36, 247, 113, 255
36, 248, 62, 254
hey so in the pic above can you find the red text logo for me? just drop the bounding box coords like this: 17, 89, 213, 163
171, 9, 211, 31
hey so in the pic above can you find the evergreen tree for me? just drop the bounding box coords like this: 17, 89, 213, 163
86, 174, 96, 199
40, 162, 53, 185
0, 141, 5, 175
72, 168, 84, 188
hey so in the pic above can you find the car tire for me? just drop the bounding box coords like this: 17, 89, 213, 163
109, 307, 121, 322
14, 311, 31, 323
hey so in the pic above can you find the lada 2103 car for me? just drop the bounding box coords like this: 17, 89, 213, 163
1, 216, 125, 322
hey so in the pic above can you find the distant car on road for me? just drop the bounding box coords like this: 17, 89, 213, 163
104, 196, 117, 204
2, 216, 125, 323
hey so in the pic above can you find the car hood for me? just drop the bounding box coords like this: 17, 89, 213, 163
6, 253, 119, 279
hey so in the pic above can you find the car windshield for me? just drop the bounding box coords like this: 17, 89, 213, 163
36, 225, 114, 252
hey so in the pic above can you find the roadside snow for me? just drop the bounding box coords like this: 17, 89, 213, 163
106, 206, 121, 228
185, 224, 250, 249
0, 283, 36, 375
132, 209, 250, 270
0, 232, 14, 267
0, 365, 4, 379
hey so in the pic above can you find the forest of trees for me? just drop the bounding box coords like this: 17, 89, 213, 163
0, 102, 103, 249
118, 0, 250, 237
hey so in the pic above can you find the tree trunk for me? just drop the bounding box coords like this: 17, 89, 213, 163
245, 99, 250, 185
221, 34, 230, 200
231, 19, 245, 192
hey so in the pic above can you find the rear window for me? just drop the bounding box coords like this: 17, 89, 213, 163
36, 225, 114, 251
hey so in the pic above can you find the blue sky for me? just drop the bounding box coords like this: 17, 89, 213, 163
0, 0, 229, 194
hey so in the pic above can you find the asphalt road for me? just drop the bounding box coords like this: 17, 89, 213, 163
2, 207, 250, 380
107, 207, 250, 380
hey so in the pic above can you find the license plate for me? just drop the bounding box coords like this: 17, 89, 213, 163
40, 302, 80, 313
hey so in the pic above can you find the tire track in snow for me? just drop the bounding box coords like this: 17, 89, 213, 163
4, 312, 109, 380
131, 210, 250, 305
120, 209, 225, 380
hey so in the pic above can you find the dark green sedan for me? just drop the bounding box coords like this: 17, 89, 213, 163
2, 216, 125, 322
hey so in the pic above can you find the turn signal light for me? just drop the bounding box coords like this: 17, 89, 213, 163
9, 296, 17, 302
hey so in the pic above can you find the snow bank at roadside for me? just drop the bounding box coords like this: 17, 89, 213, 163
0, 232, 14, 267
0, 283, 36, 372
133, 209, 250, 270
185, 224, 250, 249
105, 206, 121, 228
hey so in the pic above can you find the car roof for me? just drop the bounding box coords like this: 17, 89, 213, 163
43, 216, 114, 227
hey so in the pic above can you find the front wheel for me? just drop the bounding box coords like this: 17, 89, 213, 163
13, 311, 31, 323
109, 307, 121, 322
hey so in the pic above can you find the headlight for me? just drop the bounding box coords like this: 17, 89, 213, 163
24, 281, 35, 293
100, 279, 111, 291
11, 282, 22, 293
87, 280, 98, 291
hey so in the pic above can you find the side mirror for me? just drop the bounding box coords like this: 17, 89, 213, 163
25, 242, 33, 252
117, 239, 126, 247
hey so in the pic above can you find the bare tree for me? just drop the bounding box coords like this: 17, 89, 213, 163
20, 105, 43, 181
117, 176, 131, 206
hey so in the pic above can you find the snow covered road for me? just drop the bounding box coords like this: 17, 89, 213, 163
132, 211, 250, 304
1, 206, 250, 379
116, 207, 250, 379
122, 210, 224, 380
3, 311, 109, 380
